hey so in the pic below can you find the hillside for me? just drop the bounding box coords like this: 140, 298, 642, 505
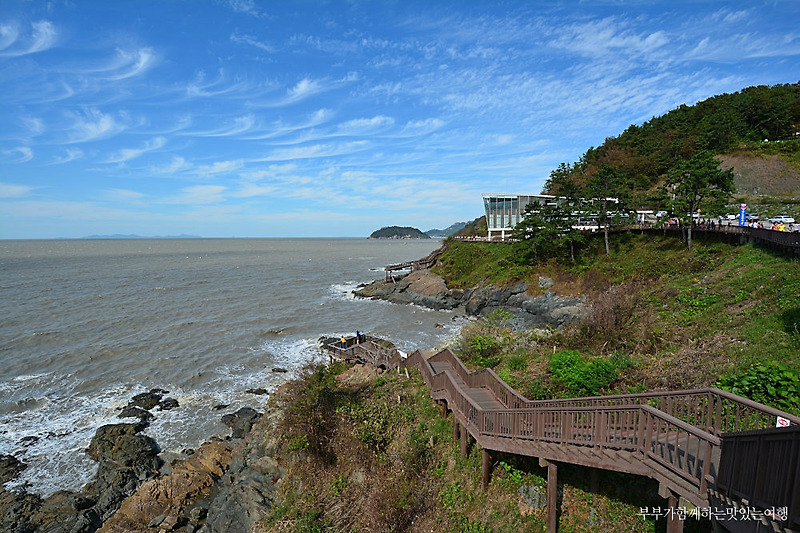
425, 221, 467, 238
369, 226, 430, 239
545, 82, 800, 217
433, 233, 800, 412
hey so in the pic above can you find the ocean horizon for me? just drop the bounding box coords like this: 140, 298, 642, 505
0, 238, 466, 496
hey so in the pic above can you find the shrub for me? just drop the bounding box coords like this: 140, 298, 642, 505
716, 364, 800, 413
550, 350, 619, 396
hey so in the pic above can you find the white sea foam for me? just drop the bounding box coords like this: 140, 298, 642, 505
1, 238, 447, 496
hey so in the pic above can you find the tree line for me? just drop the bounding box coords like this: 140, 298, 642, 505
514, 82, 800, 262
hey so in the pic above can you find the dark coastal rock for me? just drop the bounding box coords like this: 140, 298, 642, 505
0, 422, 163, 533
31, 490, 101, 533
271, 367, 288, 373
83, 422, 162, 521
128, 390, 164, 410
246, 388, 268, 395
0, 454, 27, 484
0, 490, 43, 533
355, 270, 589, 329
158, 397, 180, 410
118, 405, 154, 421
221, 408, 262, 439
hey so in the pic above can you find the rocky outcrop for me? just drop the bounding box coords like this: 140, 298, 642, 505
354, 270, 589, 329
98, 403, 285, 533
0, 421, 161, 533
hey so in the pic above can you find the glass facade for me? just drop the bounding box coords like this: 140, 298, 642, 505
482, 194, 557, 239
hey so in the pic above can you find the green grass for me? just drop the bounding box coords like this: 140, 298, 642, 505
440, 232, 800, 413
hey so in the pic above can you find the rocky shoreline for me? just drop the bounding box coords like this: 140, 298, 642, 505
354, 269, 590, 329
0, 390, 285, 533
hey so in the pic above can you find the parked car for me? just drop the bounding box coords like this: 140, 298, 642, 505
770, 215, 796, 224
746, 213, 759, 221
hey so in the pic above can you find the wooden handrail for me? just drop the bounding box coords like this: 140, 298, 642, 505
404, 348, 798, 508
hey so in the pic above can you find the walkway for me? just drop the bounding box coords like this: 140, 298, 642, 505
403, 348, 800, 533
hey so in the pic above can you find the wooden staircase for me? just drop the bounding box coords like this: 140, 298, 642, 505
403, 348, 800, 532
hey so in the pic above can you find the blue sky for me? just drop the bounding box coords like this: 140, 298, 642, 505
1, 1, 798, 239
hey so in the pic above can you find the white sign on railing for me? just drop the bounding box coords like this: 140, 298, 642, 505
776, 416, 790, 428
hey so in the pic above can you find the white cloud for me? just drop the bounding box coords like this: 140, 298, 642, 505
50, 148, 84, 164
166, 185, 227, 204
0, 20, 57, 57
103, 189, 146, 202
188, 114, 256, 137
285, 78, 324, 103
105, 137, 166, 164
256, 141, 369, 162
66, 109, 127, 144
3, 147, 34, 163
106, 47, 157, 80
230, 32, 275, 52
0, 182, 35, 198
151, 156, 192, 174
196, 160, 243, 176
337, 116, 395, 135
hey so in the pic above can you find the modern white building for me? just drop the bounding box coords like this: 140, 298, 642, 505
482, 193, 559, 240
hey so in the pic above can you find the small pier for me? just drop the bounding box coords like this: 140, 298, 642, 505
319, 335, 405, 370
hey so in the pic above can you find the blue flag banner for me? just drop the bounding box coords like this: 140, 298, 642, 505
739, 204, 747, 226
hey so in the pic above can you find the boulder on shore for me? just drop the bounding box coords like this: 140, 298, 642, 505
354, 270, 589, 329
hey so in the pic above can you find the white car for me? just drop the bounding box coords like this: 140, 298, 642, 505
770, 216, 796, 224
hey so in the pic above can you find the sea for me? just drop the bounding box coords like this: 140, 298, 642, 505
0, 238, 468, 497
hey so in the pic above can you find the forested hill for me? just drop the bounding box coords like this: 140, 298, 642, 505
545, 82, 800, 200
369, 226, 430, 239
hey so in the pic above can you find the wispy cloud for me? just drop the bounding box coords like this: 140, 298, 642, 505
151, 155, 193, 174
3, 146, 34, 163
196, 160, 243, 176
0, 20, 57, 57
165, 184, 227, 204
255, 141, 370, 162
0, 181, 35, 198
186, 114, 256, 137
227, 0, 264, 17
230, 31, 275, 52
103, 188, 146, 202
104, 136, 166, 163
50, 148, 84, 164
66, 108, 128, 144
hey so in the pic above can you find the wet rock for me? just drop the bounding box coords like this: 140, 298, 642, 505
118, 406, 154, 421
0, 454, 26, 484
158, 397, 180, 411
19, 436, 39, 446
270, 367, 288, 373
84, 422, 162, 521
245, 388, 268, 395
221, 408, 262, 439
212, 404, 230, 411
128, 390, 165, 411
0, 490, 42, 533
32, 490, 101, 533
355, 271, 589, 330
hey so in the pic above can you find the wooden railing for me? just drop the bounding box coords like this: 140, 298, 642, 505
715, 424, 800, 529
404, 348, 799, 510
425, 348, 800, 434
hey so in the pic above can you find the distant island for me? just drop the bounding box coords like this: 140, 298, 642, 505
425, 221, 467, 238
368, 226, 430, 239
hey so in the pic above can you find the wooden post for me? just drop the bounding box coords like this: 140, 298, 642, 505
439, 400, 447, 418
453, 419, 460, 442
481, 448, 491, 491
666, 492, 683, 533
460, 423, 468, 456
546, 460, 558, 533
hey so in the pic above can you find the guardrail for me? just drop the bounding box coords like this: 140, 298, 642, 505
404, 348, 800, 509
